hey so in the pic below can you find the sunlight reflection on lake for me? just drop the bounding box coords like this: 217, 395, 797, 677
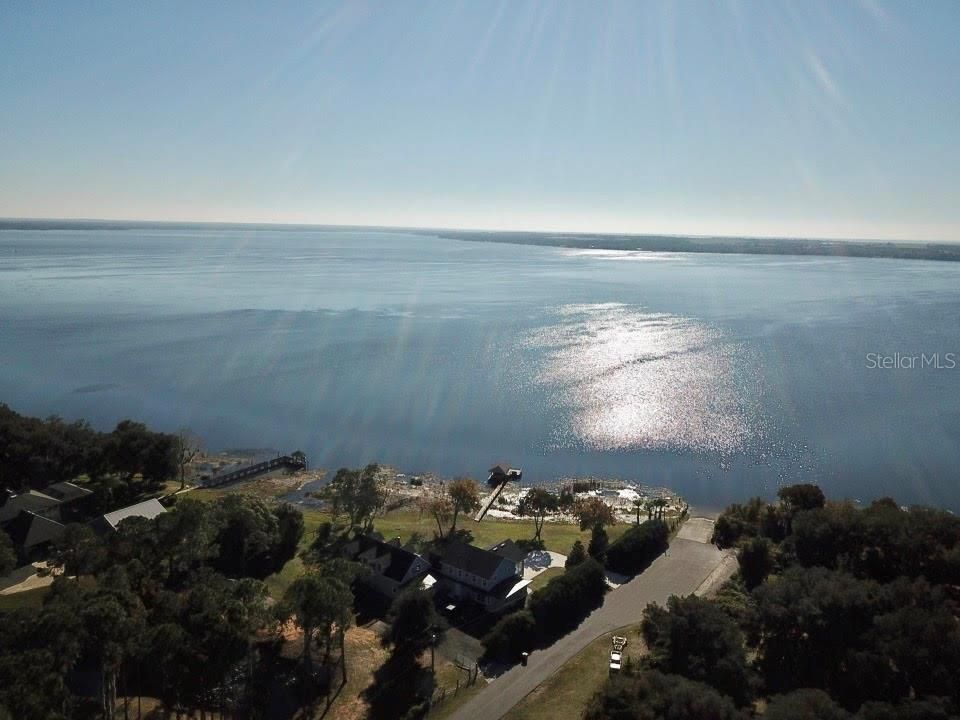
527, 303, 756, 455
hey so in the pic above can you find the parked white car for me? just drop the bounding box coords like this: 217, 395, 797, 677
609, 635, 627, 673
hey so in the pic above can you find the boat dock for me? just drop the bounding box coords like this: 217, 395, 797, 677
474, 463, 522, 521
201, 454, 306, 488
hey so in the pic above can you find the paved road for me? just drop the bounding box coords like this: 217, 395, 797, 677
451, 520, 735, 720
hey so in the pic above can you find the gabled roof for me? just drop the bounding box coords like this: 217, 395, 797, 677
41, 481, 93, 504
5, 510, 65, 549
438, 541, 510, 580
90, 498, 166, 534
488, 539, 527, 563
0, 490, 60, 524
488, 464, 521, 479
350, 534, 424, 582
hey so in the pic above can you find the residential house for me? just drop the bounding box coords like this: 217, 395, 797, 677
1, 481, 94, 565
433, 539, 530, 613
0, 489, 61, 525
89, 498, 166, 536
37, 481, 95, 522
4, 510, 66, 564
0, 481, 93, 525
342, 533, 432, 599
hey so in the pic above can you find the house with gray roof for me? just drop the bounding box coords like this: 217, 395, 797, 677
342, 533, 432, 598
0, 489, 61, 525
5, 510, 66, 564
433, 540, 530, 613
89, 498, 166, 535
0, 481, 94, 526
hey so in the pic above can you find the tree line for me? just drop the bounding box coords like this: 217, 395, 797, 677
0, 493, 309, 719
0, 404, 181, 510
583, 484, 960, 719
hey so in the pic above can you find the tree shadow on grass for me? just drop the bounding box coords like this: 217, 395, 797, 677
362, 651, 435, 720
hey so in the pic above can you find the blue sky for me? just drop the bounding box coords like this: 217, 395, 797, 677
2, 1, 959, 241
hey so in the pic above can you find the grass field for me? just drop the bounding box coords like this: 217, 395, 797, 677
503, 624, 646, 720
261, 506, 631, 599
329, 508, 629, 557
0, 586, 50, 611
527, 566, 564, 593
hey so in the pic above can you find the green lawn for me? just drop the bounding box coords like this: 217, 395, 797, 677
527, 566, 564, 593
0, 586, 50, 611
504, 624, 646, 720
349, 509, 630, 556
221, 503, 633, 601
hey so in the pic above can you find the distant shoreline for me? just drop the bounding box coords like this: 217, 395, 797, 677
437, 229, 960, 263
3, 217, 960, 263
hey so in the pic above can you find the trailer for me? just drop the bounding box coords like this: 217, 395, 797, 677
609, 636, 628, 673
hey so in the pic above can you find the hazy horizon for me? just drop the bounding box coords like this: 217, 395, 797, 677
0, 215, 955, 246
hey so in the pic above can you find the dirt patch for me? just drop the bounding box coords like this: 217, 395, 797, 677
332, 625, 390, 720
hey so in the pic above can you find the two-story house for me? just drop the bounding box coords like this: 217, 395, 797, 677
342, 533, 433, 599
433, 539, 530, 613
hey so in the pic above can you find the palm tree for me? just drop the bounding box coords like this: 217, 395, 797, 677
644, 500, 656, 521
632, 498, 643, 524
653, 497, 669, 520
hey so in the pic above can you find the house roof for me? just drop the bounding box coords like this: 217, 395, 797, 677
488, 464, 521, 478
5, 510, 66, 549
90, 498, 166, 534
351, 534, 424, 583
0, 490, 60, 524
487, 575, 532, 600
438, 541, 509, 580
41, 481, 93, 504
488, 539, 527, 563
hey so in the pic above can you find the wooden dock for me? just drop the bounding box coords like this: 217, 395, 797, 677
201, 455, 306, 488
474, 478, 510, 521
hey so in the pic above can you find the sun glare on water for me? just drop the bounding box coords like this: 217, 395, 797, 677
527, 303, 756, 455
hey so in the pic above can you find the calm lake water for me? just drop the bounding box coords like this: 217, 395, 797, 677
2, 227, 959, 511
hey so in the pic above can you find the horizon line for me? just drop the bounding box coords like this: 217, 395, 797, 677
0, 215, 954, 246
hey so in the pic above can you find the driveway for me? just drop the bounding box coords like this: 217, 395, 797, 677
675, 516, 715, 544
522, 549, 566, 581
450, 518, 735, 720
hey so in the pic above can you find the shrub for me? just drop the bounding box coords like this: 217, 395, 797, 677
765, 689, 849, 720
584, 671, 745, 720
738, 536, 775, 590
588, 524, 609, 561
642, 595, 753, 706
565, 540, 587, 568
481, 610, 536, 663
528, 558, 607, 643
605, 520, 669, 575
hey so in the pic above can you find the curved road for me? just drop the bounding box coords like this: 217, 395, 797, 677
451, 518, 736, 720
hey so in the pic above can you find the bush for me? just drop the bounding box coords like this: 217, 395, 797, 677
588, 524, 608, 561
765, 689, 850, 720
528, 558, 607, 643
605, 520, 669, 575
565, 540, 587, 568
738, 536, 775, 590
481, 610, 536, 663
642, 595, 753, 706
584, 671, 745, 720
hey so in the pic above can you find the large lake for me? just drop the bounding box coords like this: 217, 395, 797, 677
2, 227, 959, 511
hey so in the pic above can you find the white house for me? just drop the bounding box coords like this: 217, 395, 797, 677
434, 539, 530, 613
